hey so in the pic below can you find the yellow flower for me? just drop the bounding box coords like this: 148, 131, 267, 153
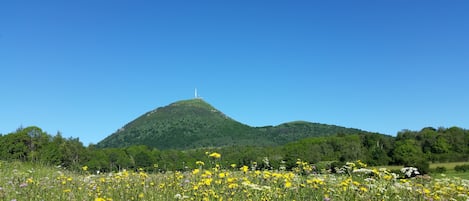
196, 161, 205, 166
95, 198, 106, 201
203, 170, 213, 177
240, 165, 249, 173
219, 172, 227, 178
192, 169, 200, 175
26, 178, 34, 184
357, 160, 367, 168
203, 178, 213, 186
227, 177, 236, 183
209, 152, 221, 159
383, 174, 393, 180
82, 165, 88, 171
423, 188, 431, 194
359, 186, 368, 192
228, 183, 238, 189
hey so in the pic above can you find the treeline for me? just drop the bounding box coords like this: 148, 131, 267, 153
1, 126, 468, 173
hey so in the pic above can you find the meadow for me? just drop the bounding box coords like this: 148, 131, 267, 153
1, 155, 468, 201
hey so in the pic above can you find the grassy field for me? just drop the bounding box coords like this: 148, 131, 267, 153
1, 158, 468, 201
375, 161, 469, 180
429, 161, 469, 169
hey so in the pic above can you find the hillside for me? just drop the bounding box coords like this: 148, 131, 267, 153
96, 99, 371, 149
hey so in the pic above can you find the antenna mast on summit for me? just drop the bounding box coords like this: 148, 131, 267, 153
195, 88, 203, 99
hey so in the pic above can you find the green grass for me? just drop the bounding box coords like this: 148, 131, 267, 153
433, 171, 469, 179
429, 161, 469, 169
374, 162, 469, 179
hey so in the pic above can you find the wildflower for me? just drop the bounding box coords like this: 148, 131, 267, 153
203, 178, 212, 186
240, 165, 249, 173
227, 177, 236, 183
356, 160, 367, 168
19, 183, 27, 188
218, 172, 227, 178
352, 168, 373, 174
203, 170, 212, 177
26, 178, 34, 184
401, 167, 420, 178
359, 186, 368, 192
196, 161, 205, 166
209, 152, 221, 159
174, 194, 189, 199
82, 166, 88, 171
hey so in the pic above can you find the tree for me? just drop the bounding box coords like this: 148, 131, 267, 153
392, 139, 424, 165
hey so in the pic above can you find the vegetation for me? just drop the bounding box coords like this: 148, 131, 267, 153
454, 164, 469, 172
1, 156, 469, 201
0, 125, 468, 174
96, 99, 369, 149
1, 98, 469, 200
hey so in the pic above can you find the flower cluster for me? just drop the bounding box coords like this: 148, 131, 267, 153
401, 167, 420, 178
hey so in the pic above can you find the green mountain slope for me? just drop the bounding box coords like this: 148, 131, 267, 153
96, 99, 371, 149
259, 121, 369, 145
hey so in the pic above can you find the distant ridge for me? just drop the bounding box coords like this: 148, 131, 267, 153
96, 99, 371, 149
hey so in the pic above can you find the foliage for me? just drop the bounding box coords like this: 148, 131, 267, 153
96, 99, 370, 149
454, 164, 469, 172
432, 166, 447, 173
1, 125, 469, 173
0, 127, 87, 169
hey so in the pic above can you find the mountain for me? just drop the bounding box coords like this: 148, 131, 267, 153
96, 99, 371, 149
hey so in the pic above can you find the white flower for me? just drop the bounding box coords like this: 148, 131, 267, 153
400, 167, 419, 178
353, 168, 373, 174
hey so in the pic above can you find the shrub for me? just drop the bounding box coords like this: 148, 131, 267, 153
454, 164, 469, 172
432, 166, 446, 173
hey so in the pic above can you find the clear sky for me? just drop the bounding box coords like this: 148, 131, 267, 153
1, 1, 468, 145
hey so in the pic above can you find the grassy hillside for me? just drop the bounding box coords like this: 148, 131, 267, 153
97, 99, 375, 149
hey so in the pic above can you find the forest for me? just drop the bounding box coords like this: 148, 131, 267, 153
1, 126, 468, 174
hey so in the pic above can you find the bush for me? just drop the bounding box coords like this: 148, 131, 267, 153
454, 164, 469, 172
431, 166, 446, 173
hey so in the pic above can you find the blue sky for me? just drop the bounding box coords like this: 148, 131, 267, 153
1, 1, 468, 145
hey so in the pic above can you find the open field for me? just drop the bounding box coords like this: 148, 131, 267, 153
1, 158, 469, 201
375, 161, 469, 180
430, 162, 469, 169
